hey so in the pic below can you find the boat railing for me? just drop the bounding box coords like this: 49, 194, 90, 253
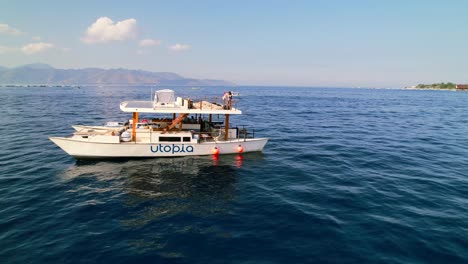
191, 131, 216, 142
202, 125, 255, 142
236, 125, 255, 140
191, 129, 247, 142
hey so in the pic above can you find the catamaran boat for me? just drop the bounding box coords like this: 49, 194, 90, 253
50, 89, 268, 159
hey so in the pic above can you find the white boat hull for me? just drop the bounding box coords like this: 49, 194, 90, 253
49, 137, 268, 159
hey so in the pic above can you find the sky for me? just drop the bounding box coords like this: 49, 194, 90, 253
1, 0, 467, 87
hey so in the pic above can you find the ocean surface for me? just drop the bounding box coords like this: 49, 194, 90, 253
0, 86, 467, 263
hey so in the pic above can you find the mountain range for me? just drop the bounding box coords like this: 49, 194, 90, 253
0, 64, 234, 86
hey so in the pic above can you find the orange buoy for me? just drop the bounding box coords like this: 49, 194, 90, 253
237, 145, 244, 153
213, 147, 220, 155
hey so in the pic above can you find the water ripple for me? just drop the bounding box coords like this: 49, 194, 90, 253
0, 86, 467, 263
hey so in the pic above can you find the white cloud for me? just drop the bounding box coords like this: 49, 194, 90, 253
32, 36, 41, 41
82, 17, 137, 44
139, 39, 161, 47
0, 24, 23, 35
169, 43, 191, 51
0, 45, 17, 54
21, 42, 54, 55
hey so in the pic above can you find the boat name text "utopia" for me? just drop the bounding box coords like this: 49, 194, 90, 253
150, 144, 194, 154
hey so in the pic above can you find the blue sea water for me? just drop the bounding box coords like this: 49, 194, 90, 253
0, 86, 467, 263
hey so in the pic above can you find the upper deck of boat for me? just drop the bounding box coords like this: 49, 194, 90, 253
120, 99, 242, 115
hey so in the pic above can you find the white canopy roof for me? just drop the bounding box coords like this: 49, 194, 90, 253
120, 89, 242, 115
120, 100, 242, 115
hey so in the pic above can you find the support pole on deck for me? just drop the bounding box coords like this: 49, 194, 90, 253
224, 114, 230, 141
132, 112, 138, 142
209, 114, 212, 123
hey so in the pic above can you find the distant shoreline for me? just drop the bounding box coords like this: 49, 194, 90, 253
405, 82, 458, 90
0, 84, 464, 91
404, 87, 457, 91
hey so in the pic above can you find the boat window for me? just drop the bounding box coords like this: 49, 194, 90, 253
159, 137, 181, 142
183, 137, 190, 142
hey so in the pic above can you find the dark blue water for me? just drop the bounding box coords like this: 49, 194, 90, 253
1, 86, 467, 263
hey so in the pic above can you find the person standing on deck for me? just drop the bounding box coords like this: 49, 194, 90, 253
222, 91, 228, 108
227, 91, 233, 109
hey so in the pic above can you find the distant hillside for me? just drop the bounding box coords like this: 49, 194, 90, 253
0, 64, 234, 86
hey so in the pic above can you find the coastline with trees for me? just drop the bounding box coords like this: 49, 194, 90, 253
406, 82, 456, 90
